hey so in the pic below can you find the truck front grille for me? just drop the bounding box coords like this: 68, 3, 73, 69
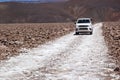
79, 28, 88, 30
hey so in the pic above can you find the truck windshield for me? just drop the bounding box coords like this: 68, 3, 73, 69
77, 20, 90, 23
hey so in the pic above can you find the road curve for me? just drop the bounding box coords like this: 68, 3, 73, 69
0, 23, 119, 80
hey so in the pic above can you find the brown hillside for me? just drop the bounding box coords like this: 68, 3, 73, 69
0, 2, 73, 23
65, 0, 120, 22
0, 0, 120, 23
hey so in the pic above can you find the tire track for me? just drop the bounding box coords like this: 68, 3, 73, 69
0, 31, 79, 80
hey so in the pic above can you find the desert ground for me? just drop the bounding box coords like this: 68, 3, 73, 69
0, 22, 120, 80
0, 0, 120, 79
103, 22, 120, 69
0, 23, 74, 60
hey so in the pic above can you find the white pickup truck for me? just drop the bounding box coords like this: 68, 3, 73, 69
75, 18, 93, 35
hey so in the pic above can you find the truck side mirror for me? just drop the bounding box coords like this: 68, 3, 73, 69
91, 19, 93, 21
74, 21, 76, 24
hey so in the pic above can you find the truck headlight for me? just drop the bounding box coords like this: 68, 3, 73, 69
76, 28, 78, 31
89, 28, 92, 30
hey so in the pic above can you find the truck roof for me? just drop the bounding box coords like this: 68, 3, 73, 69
77, 18, 91, 20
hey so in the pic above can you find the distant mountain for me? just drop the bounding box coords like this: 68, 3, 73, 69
65, 0, 120, 22
0, 0, 119, 23
0, 2, 72, 23
0, 0, 68, 3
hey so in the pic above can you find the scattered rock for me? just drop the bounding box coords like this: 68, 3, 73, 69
114, 67, 120, 72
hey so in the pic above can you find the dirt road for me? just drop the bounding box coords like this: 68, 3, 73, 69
0, 23, 119, 80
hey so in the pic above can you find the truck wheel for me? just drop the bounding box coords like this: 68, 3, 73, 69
76, 32, 79, 35
90, 32, 92, 35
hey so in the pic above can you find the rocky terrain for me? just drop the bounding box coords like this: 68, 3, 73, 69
0, 23, 74, 60
103, 22, 120, 67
